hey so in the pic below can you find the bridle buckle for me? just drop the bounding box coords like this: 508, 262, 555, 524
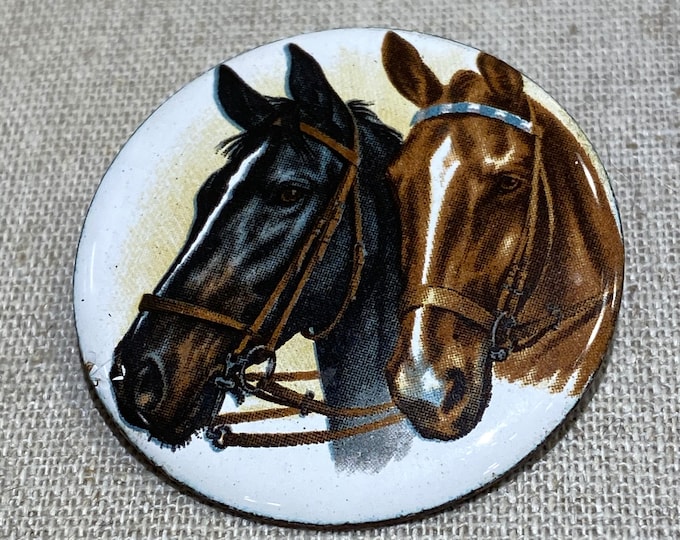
215, 345, 277, 404
489, 311, 516, 362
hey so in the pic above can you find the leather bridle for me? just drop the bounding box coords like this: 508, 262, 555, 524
134, 100, 605, 449
138, 115, 404, 447
403, 100, 605, 364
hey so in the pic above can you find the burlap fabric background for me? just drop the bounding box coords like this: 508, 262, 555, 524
1, 0, 677, 537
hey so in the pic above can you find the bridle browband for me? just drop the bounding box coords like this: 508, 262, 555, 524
411, 101, 533, 133
139, 115, 405, 447
404, 100, 605, 363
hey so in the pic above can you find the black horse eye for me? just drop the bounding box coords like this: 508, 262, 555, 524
277, 185, 307, 205
498, 175, 522, 193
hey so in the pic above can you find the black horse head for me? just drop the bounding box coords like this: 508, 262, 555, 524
110, 44, 403, 449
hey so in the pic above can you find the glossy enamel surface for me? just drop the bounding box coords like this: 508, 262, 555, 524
74, 29, 623, 526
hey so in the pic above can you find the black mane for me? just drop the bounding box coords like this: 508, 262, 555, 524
216, 98, 402, 171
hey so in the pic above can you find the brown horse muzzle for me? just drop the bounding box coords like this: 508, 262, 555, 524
386, 310, 493, 441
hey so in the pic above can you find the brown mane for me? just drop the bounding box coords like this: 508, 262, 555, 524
495, 101, 623, 393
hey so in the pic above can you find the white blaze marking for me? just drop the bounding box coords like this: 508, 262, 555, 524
421, 136, 460, 283
158, 143, 268, 293
406, 136, 460, 397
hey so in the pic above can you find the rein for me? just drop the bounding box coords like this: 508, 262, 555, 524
139, 116, 403, 447
406, 100, 602, 363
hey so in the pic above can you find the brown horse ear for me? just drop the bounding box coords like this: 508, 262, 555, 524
476, 52, 524, 100
382, 31, 442, 108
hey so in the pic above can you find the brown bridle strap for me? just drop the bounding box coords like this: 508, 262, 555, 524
243, 368, 395, 417
214, 407, 302, 425
253, 379, 396, 418
207, 367, 401, 443
402, 284, 496, 329
233, 120, 361, 355
209, 376, 403, 447
208, 364, 402, 448
209, 412, 405, 448
303, 181, 365, 340
405, 284, 606, 354
138, 294, 252, 333
214, 377, 397, 424
243, 370, 319, 382
496, 101, 554, 318
510, 292, 607, 351
299, 123, 358, 163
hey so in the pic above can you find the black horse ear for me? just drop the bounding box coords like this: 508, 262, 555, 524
216, 65, 276, 130
286, 44, 353, 145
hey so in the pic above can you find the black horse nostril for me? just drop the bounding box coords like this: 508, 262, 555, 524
134, 359, 164, 413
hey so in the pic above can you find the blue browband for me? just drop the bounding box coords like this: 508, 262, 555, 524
411, 102, 533, 134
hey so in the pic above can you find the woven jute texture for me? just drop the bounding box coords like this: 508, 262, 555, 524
1, 0, 677, 537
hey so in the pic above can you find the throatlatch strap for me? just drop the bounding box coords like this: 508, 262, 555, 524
303, 182, 365, 340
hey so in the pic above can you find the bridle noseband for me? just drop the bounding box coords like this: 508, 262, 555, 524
404, 100, 604, 362
138, 114, 404, 447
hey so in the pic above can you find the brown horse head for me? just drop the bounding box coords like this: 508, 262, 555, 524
381, 32, 623, 441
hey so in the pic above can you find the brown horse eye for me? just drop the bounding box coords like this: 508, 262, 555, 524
278, 186, 306, 205
498, 175, 521, 192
